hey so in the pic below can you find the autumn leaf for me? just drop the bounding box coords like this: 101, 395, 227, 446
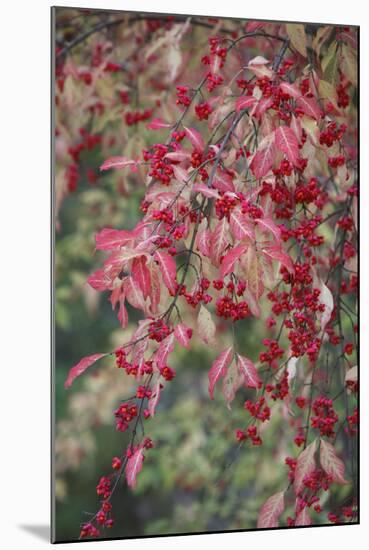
153, 250, 177, 295
294, 439, 317, 495
250, 138, 276, 179
286, 23, 307, 57
320, 439, 349, 485
275, 126, 300, 166
257, 491, 285, 528
100, 156, 137, 171
184, 126, 205, 151
65, 353, 107, 389
208, 347, 233, 399
174, 322, 192, 348
237, 354, 261, 389
198, 305, 216, 345
126, 447, 144, 489
219, 243, 248, 278
295, 507, 312, 526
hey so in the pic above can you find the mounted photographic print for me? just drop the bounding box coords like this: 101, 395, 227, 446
52, 6, 359, 543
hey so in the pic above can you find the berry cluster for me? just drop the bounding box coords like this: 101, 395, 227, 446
311, 396, 339, 437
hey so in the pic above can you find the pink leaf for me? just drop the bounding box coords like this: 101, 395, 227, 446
208, 347, 233, 399
250, 140, 276, 179
220, 243, 248, 278
237, 354, 261, 389
164, 150, 191, 162
155, 333, 175, 370
262, 244, 294, 273
153, 250, 177, 295
148, 380, 161, 417
196, 228, 211, 257
117, 295, 128, 328
184, 126, 205, 151
64, 353, 106, 389
294, 439, 317, 495
87, 268, 114, 291
230, 209, 255, 241
123, 276, 146, 311
210, 218, 230, 266
236, 95, 257, 112
257, 491, 285, 528
213, 169, 235, 192
222, 362, 243, 409
198, 305, 216, 345
295, 507, 312, 526
172, 164, 189, 184
147, 117, 172, 130
147, 261, 161, 314
192, 184, 220, 199
131, 256, 151, 300
280, 82, 301, 99
297, 96, 322, 121
100, 156, 137, 171
318, 281, 334, 332
320, 439, 349, 485
256, 217, 281, 242
126, 447, 144, 489
174, 323, 192, 348
95, 228, 133, 250
275, 126, 300, 166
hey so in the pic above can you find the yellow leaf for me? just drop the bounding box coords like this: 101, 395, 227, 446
341, 44, 357, 86
286, 23, 307, 57
321, 41, 339, 85
312, 26, 332, 57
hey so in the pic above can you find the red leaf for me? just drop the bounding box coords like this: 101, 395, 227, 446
174, 323, 192, 348
131, 256, 151, 300
208, 347, 233, 399
153, 250, 177, 295
297, 96, 322, 121
275, 126, 300, 166
236, 95, 257, 112
100, 156, 137, 171
320, 439, 349, 485
294, 439, 317, 495
256, 217, 281, 242
250, 140, 276, 179
126, 447, 144, 489
95, 228, 133, 250
147, 117, 172, 130
64, 353, 106, 389
219, 243, 248, 278
184, 126, 205, 151
257, 491, 285, 528
237, 354, 261, 389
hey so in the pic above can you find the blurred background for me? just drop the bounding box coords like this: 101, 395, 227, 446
53, 7, 356, 541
